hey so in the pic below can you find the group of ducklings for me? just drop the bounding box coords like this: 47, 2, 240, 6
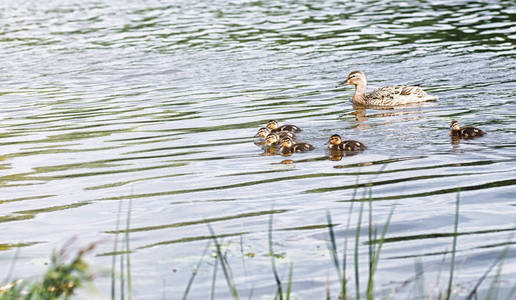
255, 70, 486, 157
256, 120, 314, 155
256, 119, 484, 157
256, 120, 367, 157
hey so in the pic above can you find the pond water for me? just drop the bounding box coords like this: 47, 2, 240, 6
1, 0, 515, 298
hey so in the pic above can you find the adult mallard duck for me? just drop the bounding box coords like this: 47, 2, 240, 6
340, 70, 437, 107
450, 120, 485, 138
266, 120, 302, 133
327, 134, 366, 152
279, 137, 314, 155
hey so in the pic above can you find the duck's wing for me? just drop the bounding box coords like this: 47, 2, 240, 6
342, 140, 367, 151
293, 143, 314, 152
366, 85, 437, 106
460, 127, 485, 138
278, 125, 302, 132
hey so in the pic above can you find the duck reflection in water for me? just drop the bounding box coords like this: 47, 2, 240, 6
345, 104, 428, 131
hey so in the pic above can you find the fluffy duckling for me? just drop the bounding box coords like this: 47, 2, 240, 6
266, 120, 302, 133
279, 137, 314, 155
265, 133, 282, 147
256, 127, 272, 139
450, 120, 485, 138
340, 70, 437, 107
257, 127, 296, 140
327, 134, 367, 151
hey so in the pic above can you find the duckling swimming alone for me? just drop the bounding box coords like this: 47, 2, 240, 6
450, 120, 485, 138
267, 120, 302, 133
341, 70, 437, 107
328, 134, 367, 151
279, 137, 314, 155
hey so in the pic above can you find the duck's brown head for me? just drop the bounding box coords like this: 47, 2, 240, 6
345, 70, 366, 86
328, 134, 343, 146
265, 133, 280, 146
280, 137, 294, 148
450, 120, 460, 130
257, 127, 271, 139
266, 120, 279, 130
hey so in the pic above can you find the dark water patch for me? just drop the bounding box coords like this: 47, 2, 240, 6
136, 232, 246, 250
14, 201, 91, 215
368, 226, 516, 246
0, 194, 54, 205
85, 172, 194, 191
24, 162, 188, 181
355, 178, 516, 202
0, 242, 42, 251
106, 209, 288, 234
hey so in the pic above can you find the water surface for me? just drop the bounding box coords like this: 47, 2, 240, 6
1, 0, 515, 298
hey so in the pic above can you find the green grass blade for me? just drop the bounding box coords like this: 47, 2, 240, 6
120, 204, 126, 300
210, 253, 218, 300
286, 263, 293, 300
445, 192, 460, 300
414, 259, 425, 299
2, 246, 20, 285
505, 284, 516, 300
125, 199, 133, 300
247, 285, 255, 300
341, 180, 358, 300
182, 242, 211, 300
239, 232, 248, 279
268, 211, 283, 300
207, 224, 239, 300
486, 262, 504, 300
326, 212, 342, 283
326, 277, 331, 300
368, 189, 373, 283
111, 200, 123, 300
367, 204, 394, 300
355, 201, 365, 300
465, 248, 508, 300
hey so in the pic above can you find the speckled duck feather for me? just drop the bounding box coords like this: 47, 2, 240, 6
365, 85, 437, 106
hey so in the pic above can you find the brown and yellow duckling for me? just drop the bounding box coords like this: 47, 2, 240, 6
257, 127, 296, 140
327, 134, 367, 152
265, 133, 283, 147
450, 120, 485, 138
279, 137, 314, 155
266, 120, 302, 133
256, 127, 272, 139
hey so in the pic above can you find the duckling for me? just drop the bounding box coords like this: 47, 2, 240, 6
450, 120, 485, 138
256, 127, 272, 139
279, 137, 314, 155
266, 120, 302, 133
265, 133, 282, 147
327, 134, 367, 152
340, 70, 437, 107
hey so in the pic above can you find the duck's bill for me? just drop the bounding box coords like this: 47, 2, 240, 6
336, 80, 349, 87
